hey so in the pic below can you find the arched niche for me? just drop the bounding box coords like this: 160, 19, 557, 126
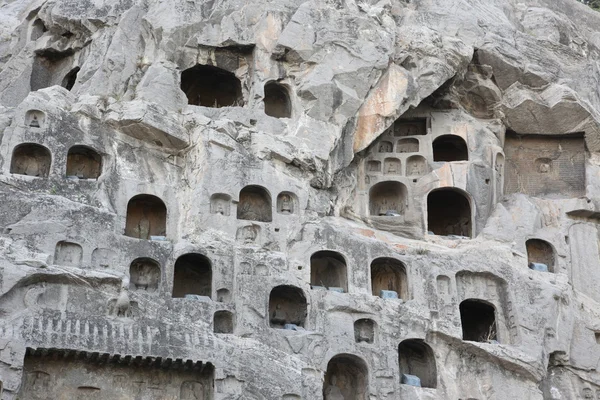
406, 155, 428, 177
277, 191, 297, 215
54, 241, 82, 267
367, 160, 381, 172
460, 299, 497, 342
66, 146, 102, 179
396, 138, 419, 153
370, 257, 408, 299
398, 339, 437, 388
210, 193, 232, 216
354, 319, 375, 344
378, 141, 393, 153
181, 64, 242, 108
369, 181, 407, 216
268, 285, 307, 329
323, 354, 368, 400
432, 135, 468, 162
124, 195, 167, 239
10, 143, 51, 177
25, 110, 45, 128
129, 258, 160, 292
214, 310, 234, 334
393, 119, 428, 136
526, 238, 555, 272
172, 253, 212, 299
427, 188, 472, 237
383, 158, 401, 175
237, 185, 272, 222
264, 82, 291, 118
310, 251, 348, 292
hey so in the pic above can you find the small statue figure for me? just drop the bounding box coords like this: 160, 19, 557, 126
29, 114, 40, 128
280, 194, 293, 214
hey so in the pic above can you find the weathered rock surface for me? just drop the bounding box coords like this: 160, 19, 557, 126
0, 0, 600, 398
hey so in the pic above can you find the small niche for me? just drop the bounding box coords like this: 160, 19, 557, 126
129, 258, 160, 292
66, 146, 102, 179
398, 339, 437, 388
370, 257, 408, 299
269, 285, 307, 329
310, 250, 348, 292
91, 248, 117, 268
427, 189, 472, 237
210, 193, 232, 216
526, 239, 555, 273
378, 141, 393, 153
323, 355, 368, 400
124, 194, 167, 239
396, 138, 419, 153
214, 310, 234, 334
172, 253, 212, 299
406, 155, 428, 177
432, 135, 468, 162
354, 319, 375, 344
277, 192, 297, 215
393, 119, 428, 136
216, 288, 231, 303
264, 82, 291, 118
460, 299, 497, 342
25, 110, 45, 128
367, 160, 381, 172
237, 185, 272, 222
181, 64, 243, 108
54, 241, 83, 267
10, 143, 51, 177
383, 158, 401, 175
369, 181, 407, 216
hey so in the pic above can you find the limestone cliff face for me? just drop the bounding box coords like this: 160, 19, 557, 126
0, 0, 599, 398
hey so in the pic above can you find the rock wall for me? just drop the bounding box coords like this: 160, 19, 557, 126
0, 0, 600, 399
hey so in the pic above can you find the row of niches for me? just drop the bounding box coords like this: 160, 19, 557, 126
211, 186, 298, 222
9, 142, 101, 179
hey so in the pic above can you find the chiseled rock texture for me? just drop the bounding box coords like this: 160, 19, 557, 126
0, 0, 600, 398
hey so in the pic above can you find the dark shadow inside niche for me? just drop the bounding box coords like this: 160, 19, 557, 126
269, 285, 307, 329
396, 138, 419, 153
323, 354, 368, 400
310, 251, 348, 292
210, 193, 232, 216
54, 241, 82, 267
216, 288, 231, 303
398, 339, 437, 388
460, 299, 497, 342
427, 189, 472, 237
369, 181, 407, 216
124, 195, 167, 239
62, 67, 80, 91
354, 319, 375, 344
181, 64, 243, 108
277, 191, 297, 214
370, 257, 408, 299
393, 119, 428, 137
25, 109, 45, 128
237, 185, 272, 222
10, 143, 51, 177
30, 49, 78, 91
406, 155, 428, 177
129, 258, 160, 292
432, 135, 468, 162
526, 239, 555, 273
66, 145, 102, 179
214, 310, 234, 333
172, 253, 212, 299
264, 82, 291, 118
